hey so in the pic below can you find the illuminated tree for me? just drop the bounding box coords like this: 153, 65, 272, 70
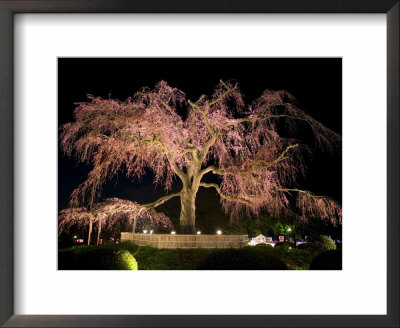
60, 80, 342, 234
58, 198, 173, 244
95, 198, 173, 236
58, 207, 94, 245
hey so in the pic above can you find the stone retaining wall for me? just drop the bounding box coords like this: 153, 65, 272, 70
120, 232, 248, 249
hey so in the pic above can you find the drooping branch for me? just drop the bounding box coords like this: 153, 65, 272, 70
91, 198, 174, 234
276, 187, 342, 224
247, 177, 342, 225
58, 207, 92, 236
59, 197, 175, 239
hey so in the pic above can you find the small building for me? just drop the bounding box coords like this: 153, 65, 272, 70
248, 234, 277, 247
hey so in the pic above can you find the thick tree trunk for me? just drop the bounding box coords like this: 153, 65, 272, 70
87, 216, 93, 246
179, 189, 197, 234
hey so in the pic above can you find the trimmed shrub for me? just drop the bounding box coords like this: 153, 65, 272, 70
197, 248, 288, 270
59, 248, 138, 270
310, 250, 342, 270
304, 236, 336, 253
116, 250, 138, 270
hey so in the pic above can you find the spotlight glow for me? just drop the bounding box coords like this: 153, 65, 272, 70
171, 231, 176, 235
217, 230, 222, 235
197, 231, 201, 235
150, 230, 153, 234
143, 230, 148, 234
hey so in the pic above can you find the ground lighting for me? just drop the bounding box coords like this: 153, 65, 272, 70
171, 231, 176, 235
143, 230, 148, 234
197, 231, 201, 235
217, 230, 222, 235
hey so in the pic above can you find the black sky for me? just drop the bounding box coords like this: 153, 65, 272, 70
58, 58, 342, 215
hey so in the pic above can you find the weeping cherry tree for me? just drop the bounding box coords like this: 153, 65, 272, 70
60, 80, 342, 234
58, 198, 173, 245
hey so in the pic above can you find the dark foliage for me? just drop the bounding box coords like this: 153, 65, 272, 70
274, 242, 296, 248
58, 247, 137, 270
255, 243, 274, 248
310, 250, 342, 270
197, 248, 288, 270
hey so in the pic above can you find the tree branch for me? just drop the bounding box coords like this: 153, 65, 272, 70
265, 180, 341, 207
199, 182, 250, 204
188, 81, 239, 166
207, 80, 238, 107
219, 114, 309, 131
83, 193, 181, 220
175, 146, 198, 159
199, 165, 224, 178
198, 135, 217, 164
141, 192, 182, 209
187, 80, 235, 110
134, 134, 191, 185
199, 144, 299, 178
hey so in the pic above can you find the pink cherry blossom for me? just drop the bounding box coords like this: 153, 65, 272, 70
60, 80, 342, 233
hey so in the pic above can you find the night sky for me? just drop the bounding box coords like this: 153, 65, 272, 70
58, 58, 342, 228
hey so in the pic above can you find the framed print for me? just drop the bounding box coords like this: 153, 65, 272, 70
0, 1, 398, 327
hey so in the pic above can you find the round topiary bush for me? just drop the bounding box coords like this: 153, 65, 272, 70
304, 236, 336, 253
114, 250, 138, 270
197, 248, 288, 270
310, 250, 342, 270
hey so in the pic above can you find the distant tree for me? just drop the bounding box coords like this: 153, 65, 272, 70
58, 207, 94, 245
58, 198, 173, 245
60, 80, 342, 234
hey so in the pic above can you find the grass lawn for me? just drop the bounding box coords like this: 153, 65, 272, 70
58, 242, 314, 270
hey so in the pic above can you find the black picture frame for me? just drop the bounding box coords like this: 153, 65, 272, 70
0, 1, 398, 327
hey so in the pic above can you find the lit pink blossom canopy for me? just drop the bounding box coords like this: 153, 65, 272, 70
58, 198, 173, 235
60, 80, 342, 224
